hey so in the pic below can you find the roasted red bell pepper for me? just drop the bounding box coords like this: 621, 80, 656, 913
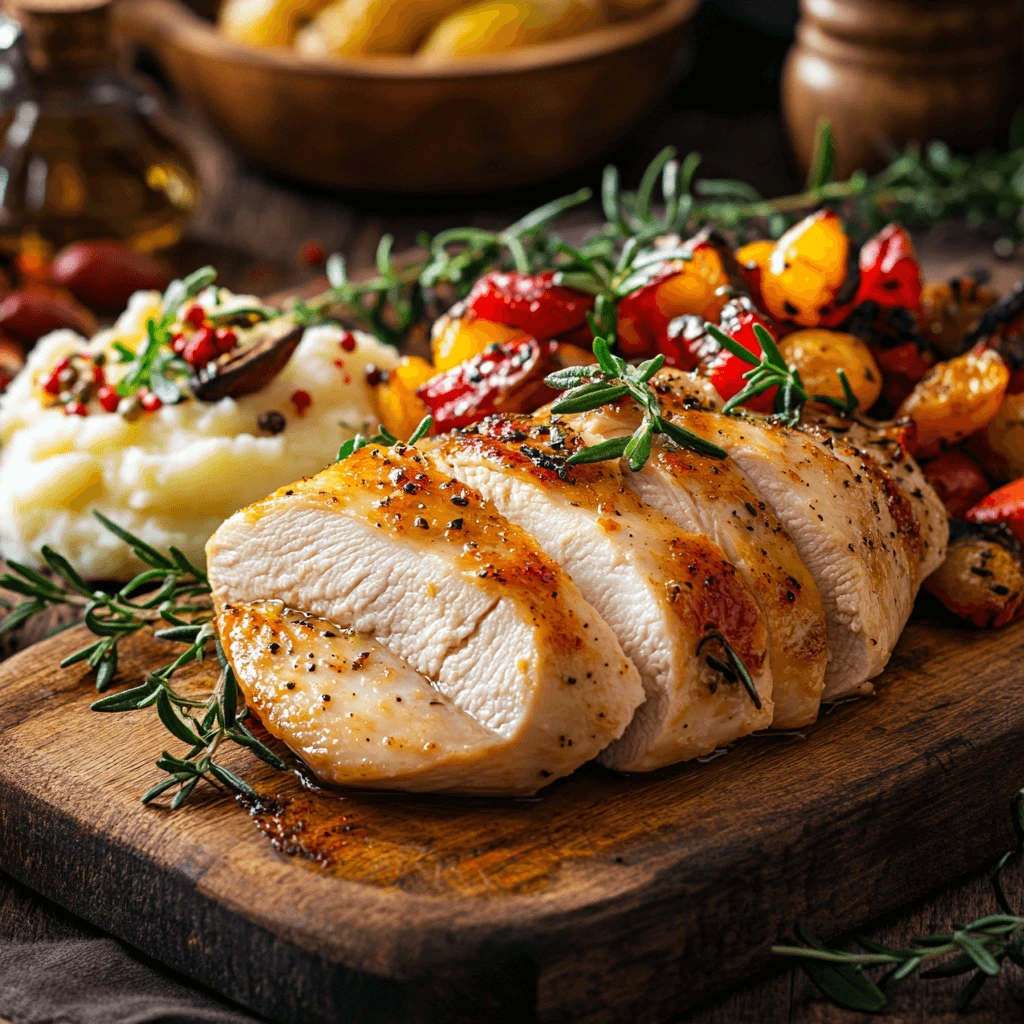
417, 336, 560, 432
856, 223, 922, 311
465, 271, 594, 341
965, 477, 1024, 543
700, 301, 779, 413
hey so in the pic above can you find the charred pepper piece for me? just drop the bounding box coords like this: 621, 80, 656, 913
917, 276, 999, 359
616, 227, 746, 363
465, 270, 594, 341
760, 210, 859, 328
855, 223, 922, 312
693, 298, 779, 413
966, 476, 1024, 544
418, 337, 581, 432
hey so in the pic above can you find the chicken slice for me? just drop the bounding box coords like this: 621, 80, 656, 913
645, 368, 916, 698
430, 416, 774, 772
803, 415, 948, 584
207, 444, 643, 795
220, 601, 505, 791
570, 405, 828, 729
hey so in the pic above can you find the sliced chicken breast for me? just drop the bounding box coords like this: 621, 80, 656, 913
207, 444, 643, 795
645, 368, 917, 698
431, 416, 774, 771
570, 405, 828, 729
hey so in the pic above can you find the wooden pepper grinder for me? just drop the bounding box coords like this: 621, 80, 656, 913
783, 0, 1024, 177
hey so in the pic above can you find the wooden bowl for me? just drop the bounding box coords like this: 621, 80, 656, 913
114, 0, 700, 194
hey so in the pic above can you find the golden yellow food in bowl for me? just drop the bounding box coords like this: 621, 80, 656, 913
218, 0, 664, 58
116, 0, 698, 191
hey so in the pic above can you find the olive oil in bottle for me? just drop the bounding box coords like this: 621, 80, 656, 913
0, 0, 199, 271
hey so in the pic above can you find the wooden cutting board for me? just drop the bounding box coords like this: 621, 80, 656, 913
0, 605, 1022, 1024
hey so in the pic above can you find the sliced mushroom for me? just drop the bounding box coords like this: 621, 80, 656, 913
190, 318, 304, 402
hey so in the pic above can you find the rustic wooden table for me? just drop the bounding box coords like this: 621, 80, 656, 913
2, 90, 1024, 1022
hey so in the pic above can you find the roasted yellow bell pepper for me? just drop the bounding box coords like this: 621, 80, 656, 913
760, 211, 855, 328
375, 356, 434, 439
431, 312, 528, 371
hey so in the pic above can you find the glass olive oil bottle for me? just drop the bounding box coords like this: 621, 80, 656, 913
0, 0, 199, 270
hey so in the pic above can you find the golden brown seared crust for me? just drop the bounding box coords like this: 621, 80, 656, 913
210, 442, 646, 792
639, 368, 917, 694
654, 400, 915, 582
445, 414, 768, 680
646, 444, 828, 711
649, 368, 935, 581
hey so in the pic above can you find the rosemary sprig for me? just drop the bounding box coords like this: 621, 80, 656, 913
336, 414, 433, 461
696, 631, 762, 710
295, 189, 598, 345
0, 512, 287, 808
773, 789, 1024, 1013
706, 322, 859, 425
420, 186, 596, 290
544, 335, 726, 469
294, 115, 1024, 349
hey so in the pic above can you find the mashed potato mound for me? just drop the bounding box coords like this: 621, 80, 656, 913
0, 290, 398, 580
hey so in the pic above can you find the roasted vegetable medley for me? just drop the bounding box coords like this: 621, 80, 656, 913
350, 207, 1024, 630
218, 0, 664, 59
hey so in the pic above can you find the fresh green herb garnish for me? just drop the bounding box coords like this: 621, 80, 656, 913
544, 335, 726, 469
116, 266, 217, 402
774, 789, 1024, 1013
697, 631, 762, 710
601, 119, 1024, 248
296, 116, 1024, 349
336, 414, 434, 462
706, 322, 859, 425
0, 512, 286, 809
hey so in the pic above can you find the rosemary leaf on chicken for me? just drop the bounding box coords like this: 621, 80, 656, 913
705, 322, 859, 425
545, 335, 726, 469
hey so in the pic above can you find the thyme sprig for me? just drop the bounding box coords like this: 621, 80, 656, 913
774, 789, 1024, 1013
0, 512, 287, 808
601, 119, 1024, 247
545, 335, 726, 469
706, 322, 859, 425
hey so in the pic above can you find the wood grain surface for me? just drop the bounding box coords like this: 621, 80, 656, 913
0, 602, 1022, 1023
4, 86, 1024, 1021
